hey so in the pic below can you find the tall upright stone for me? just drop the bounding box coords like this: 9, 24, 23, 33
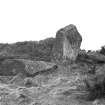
52, 24, 82, 63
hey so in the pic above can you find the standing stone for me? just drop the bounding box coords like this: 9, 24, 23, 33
52, 24, 82, 63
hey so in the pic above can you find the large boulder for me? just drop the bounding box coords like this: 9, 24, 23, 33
52, 24, 82, 63
0, 59, 57, 77
17, 59, 58, 76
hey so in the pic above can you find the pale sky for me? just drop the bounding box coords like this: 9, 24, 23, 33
0, 0, 105, 50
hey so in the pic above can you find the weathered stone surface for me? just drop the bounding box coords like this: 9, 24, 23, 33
0, 38, 55, 62
17, 59, 58, 76
0, 59, 57, 76
52, 24, 82, 63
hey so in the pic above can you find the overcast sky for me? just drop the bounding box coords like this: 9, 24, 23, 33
0, 0, 105, 50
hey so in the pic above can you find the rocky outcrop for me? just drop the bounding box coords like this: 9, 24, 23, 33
0, 25, 82, 64
52, 24, 82, 63
0, 38, 55, 62
1, 24, 105, 105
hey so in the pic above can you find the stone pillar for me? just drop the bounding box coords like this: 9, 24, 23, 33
52, 24, 82, 63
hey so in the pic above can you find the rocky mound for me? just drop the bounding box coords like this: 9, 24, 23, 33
0, 24, 105, 105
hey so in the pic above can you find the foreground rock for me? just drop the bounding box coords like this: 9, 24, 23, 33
0, 72, 92, 105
